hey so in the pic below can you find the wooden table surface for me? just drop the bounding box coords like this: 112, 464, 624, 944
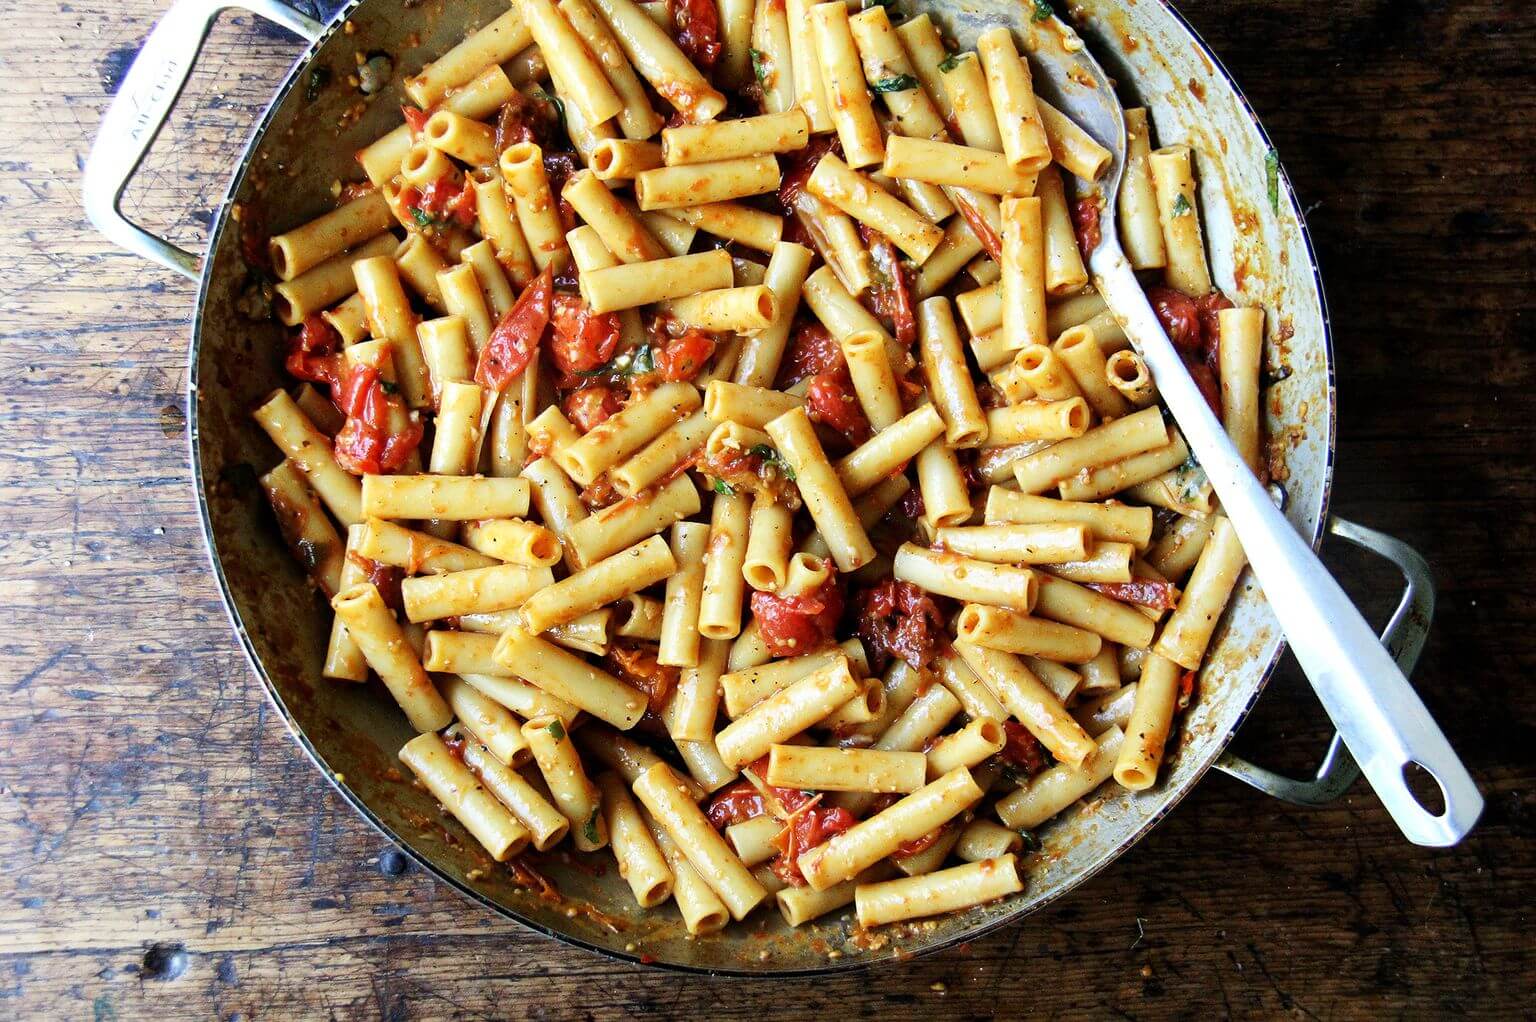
4, 0, 1533, 1017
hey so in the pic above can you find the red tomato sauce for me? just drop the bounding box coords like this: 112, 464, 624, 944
751, 573, 844, 657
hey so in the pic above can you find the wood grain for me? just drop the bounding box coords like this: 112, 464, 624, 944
2, 0, 1533, 1017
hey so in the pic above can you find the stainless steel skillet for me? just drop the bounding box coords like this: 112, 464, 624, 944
85, 0, 1443, 973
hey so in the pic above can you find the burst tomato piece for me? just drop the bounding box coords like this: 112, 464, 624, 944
706, 780, 767, 829
1194, 291, 1235, 370
285, 314, 344, 390
999, 721, 1051, 777
1147, 285, 1202, 353
751, 572, 844, 657
777, 136, 841, 215
854, 578, 946, 671
771, 804, 856, 886
861, 228, 917, 346
331, 362, 422, 475
673, 0, 722, 71
563, 384, 624, 433
1085, 578, 1180, 611
779, 321, 845, 386
549, 292, 623, 374
494, 92, 538, 150
1071, 197, 1103, 257
654, 330, 717, 381
476, 268, 553, 391
606, 644, 678, 717
402, 105, 429, 135
401, 176, 477, 229
805, 369, 870, 441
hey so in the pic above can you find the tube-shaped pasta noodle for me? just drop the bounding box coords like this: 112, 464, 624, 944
634, 763, 767, 918
331, 584, 451, 731
1118, 107, 1166, 270
272, 232, 397, 326
421, 111, 495, 169
916, 439, 971, 531
261, 461, 346, 597
521, 715, 606, 852
1000, 197, 1047, 355
766, 745, 927, 793
916, 218, 986, 299
1112, 653, 1181, 791
955, 819, 1023, 862
698, 491, 750, 640
353, 256, 432, 407
437, 262, 494, 353
404, 8, 532, 106
718, 642, 864, 718
399, 733, 529, 859
1151, 515, 1245, 669
1057, 432, 1192, 502
1044, 541, 1136, 584
995, 725, 1123, 829
893, 543, 1036, 612
1037, 165, 1089, 295
269, 190, 395, 282
715, 658, 862, 769
361, 474, 529, 521
611, 594, 664, 639
562, 170, 667, 265
643, 811, 730, 933
855, 855, 1021, 926
742, 493, 795, 592
662, 201, 784, 252
1219, 307, 1266, 474
917, 296, 988, 447
322, 293, 370, 346
926, 718, 1007, 779
725, 814, 783, 867
580, 249, 734, 312
252, 390, 362, 525
441, 675, 531, 768
976, 28, 1049, 172
425, 629, 520, 677
953, 639, 1095, 766
1148, 144, 1213, 296
935, 522, 1089, 564
471, 178, 535, 287
588, 0, 725, 121
703, 381, 804, 429
656, 522, 709, 667
1036, 98, 1113, 182
1035, 573, 1157, 648
1054, 325, 1131, 419
984, 488, 1154, 547
808, 155, 942, 262
984, 399, 1091, 443
448, 728, 569, 851
590, 138, 664, 182
461, 240, 515, 320
838, 328, 903, 429
460, 670, 582, 725
957, 283, 1002, 336
810, 1, 883, 167
800, 767, 982, 890
666, 286, 777, 332
662, 110, 810, 165
565, 473, 700, 566
560, 381, 700, 483
520, 535, 676, 633
765, 407, 875, 572
355, 517, 494, 573
634, 153, 781, 211
1014, 342, 1081, 400
956, 605, 1102, 663
559, 0, 664, 138
1147, 513, 1215, 583
835, 404, 946, 497
596, 771, 674, 905
515, 0, 623, 124
500, 143, 568, 272
1105, 349, 1158, 409
400, 562, 553, 622
494, 626, 647, 728
323, 526, 370, 681
459, 518, 560, 567
934, 647, 1006, 722
880, 136, 1036, 197
1011, 405, 1167, 493
666, 636, 728, 744
1072, 681, 1138, 737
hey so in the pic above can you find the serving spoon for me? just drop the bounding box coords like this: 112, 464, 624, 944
921, 3, 1481, 845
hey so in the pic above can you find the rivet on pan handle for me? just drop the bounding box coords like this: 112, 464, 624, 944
1216, 517, 1440, 808
82, 0, 324, 278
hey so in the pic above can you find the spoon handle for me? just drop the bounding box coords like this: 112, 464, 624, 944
1094, 257, 1482, 846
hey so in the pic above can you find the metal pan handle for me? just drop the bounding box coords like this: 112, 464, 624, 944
1216, 517, 1442, 808
83, 0, 323, 279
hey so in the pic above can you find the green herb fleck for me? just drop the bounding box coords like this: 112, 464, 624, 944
1170, 192, 1192, 218
582, 343, 656, 378
546, 719, 567, 743
409, 207, 434, 229
380, 379, 399, 395
871, 73, 919, 94
1017, 829, 1041, 851
1264, 148, 1281, 215
749, 443, 796, 482
305, 67, 331, 104
1030, 0, 1053, 23
750, 48, 769, 84
534, 89, 567, 132
713, 478, 736, 496
583, 809, 601, 845
937, 53, 963, 74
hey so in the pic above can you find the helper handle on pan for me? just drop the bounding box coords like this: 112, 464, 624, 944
83, 0, 323, 279
1215, 517, 1435, 806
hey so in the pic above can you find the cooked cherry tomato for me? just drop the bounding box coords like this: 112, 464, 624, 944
476, 268, 553, 392
401, 105, 429, 135
771, 804, 856, 886
331, 361, 423, 475
673, 0, 722, 71
1071, 197, 1103, 256
706, 780, 767, 828
861, 228, 917, 347
400, 175, 477, 230
751, 572, 844, 657
951, 191, 1003, 261
805, 369, 870, 441
285, 314, 344, 390
778, 320, 844, 386
1086, 578, 1179, 611
549, 292, 623, 374
653, 330, 717, 381
854, 578, 947, 671
777, 135, 841, 215
493, 92, 538, 151
1146, 285, 1202, 353
605, 644, 677, 717
999, 721, 1051, 777
1194, 291, 1235, 369
563, 384, 624, 433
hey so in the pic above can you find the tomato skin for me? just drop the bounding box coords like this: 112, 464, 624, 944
400, 176, 477, 229
1194, 291, 1234, 370
854, 579, 947, 671
1147, 285, 1202, 353
476, 268, 553, 391
706, 780, 767, 828
777, 136, 841, 215
402, 105, 429, 135
999, 721, 1051, 777
563, 385, 624, 433
771, 805, 856, 886
1071, 197, 1103, 257
779, 321, 844, 386
285, 314, 344, 390
331, 362, 423, 475
654, 330, 717, 381
1085, 578, 1180, 611
951, 190, 1003, 261
549, 292, 623, 374
861, 229, 917, 347
805, 369, 870, 441
751, 572, 844, 656
673, 0, 722, 71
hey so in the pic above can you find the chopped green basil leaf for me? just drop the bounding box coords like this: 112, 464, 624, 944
1170, 192, 1192, 218
305, 67, 330, 104
1030, 0, 1053, 22
713, 478, 736, 496
583, 809, 600, 845
938, 53, 963, 73
1017, 829, 1041, 851
750, 48, 769, 84
871, 74, 919, 94
380, 379, 399, 395
1264, 148, 1281, 215
748, 444, 796, 482
409, 207, 433, 229
546, 719, 566, 743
